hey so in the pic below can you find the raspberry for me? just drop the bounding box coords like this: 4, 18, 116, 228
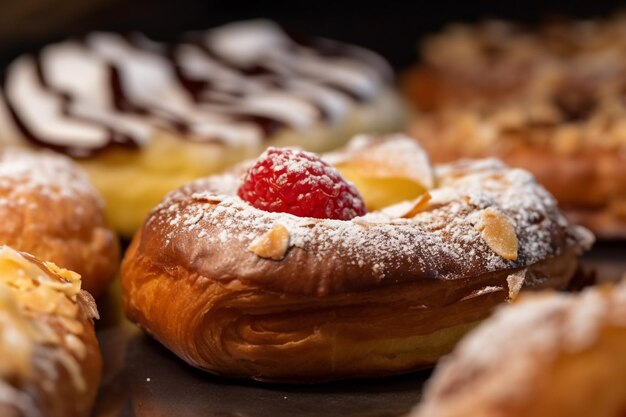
238, 148, 367, 220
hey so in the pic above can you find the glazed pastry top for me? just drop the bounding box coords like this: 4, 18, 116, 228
137, 135, 592, 296
0, 20, 392, 157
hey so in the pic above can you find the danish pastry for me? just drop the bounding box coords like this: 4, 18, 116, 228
121, 134, 591, 382
405, 16, 626, 238
403, 16, 626, 111
0, 245, 101, 417
0, 149, 119, 297
408, 92, 626, 238
0, 20, 404, 236
412, 279, 626, 417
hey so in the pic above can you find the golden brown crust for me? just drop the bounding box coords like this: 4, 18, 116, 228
409, 113, 626, 239
412, 280, 626, 417
121, 136, 591, 381
404, 16, 626, 112
404, 17, 626, 238
0, 246, 102, 417
0, 149, 119, 297
123, 238, 579, 382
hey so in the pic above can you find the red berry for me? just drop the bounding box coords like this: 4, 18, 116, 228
237, 148, 367, 220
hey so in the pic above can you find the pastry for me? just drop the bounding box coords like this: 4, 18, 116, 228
0, 149, 119, 297
403, 16, 626, 111
0, 245, 101, 417
121, 134, 591, 382
0, 20, 405, 236
412, 279, 626, 417
409, 97, 626, 239
404, 16, 626, 238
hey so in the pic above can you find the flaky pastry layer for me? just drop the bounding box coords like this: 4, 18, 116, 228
0, 246, 101, 417
121, 136, 591, 381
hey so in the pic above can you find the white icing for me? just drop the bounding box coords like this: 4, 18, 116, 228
5, 56, 112, 148
206, 20, 383, 98
0, 20, 391, 155
290, 51, 381, 98
206, 20, 290, 66
86, 32, 208, 127
177, 31, 351, 124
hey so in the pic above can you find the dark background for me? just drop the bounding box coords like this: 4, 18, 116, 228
0, 0, 624, 72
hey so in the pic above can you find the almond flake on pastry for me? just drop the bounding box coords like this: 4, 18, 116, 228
475, 207, 519, 260
382, 192, 432, 219
248, 224, 290, 260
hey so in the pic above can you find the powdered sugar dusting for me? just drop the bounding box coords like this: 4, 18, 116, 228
417, 281, 626, 413
0, 149, 101, 211
147, 154, 588, 283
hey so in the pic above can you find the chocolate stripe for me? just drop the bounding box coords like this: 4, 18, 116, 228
0, 20, 391, 158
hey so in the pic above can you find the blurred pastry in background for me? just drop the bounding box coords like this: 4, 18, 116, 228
404, 15, 626, 238
403, 16, 626, 111
0, 245, 101, 417
409, 91, 626, 239
0, 149, 119, 297
121, 134, 591, 382
0, 20, 405, 236
412, 278, 626, 417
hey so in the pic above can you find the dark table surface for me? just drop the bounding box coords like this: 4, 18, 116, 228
91, 241, 626, 417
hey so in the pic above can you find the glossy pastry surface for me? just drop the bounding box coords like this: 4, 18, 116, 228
121, 134, 591, 382
0, 149, 119, 297
0, 245, 101, 417
0, 20, 404, 235
412, 279, 626, 417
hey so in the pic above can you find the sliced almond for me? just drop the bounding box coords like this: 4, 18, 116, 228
506, 269, 527, 300
191, 193, 225, 205
382, 192, 432, 218
248, 224, 290, 260
401, 192, 432, 218
460, 285, 504, 301
552, 126, 583, 155
475, 207, 519, 260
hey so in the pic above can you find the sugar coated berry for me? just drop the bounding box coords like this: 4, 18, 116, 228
237, 148, 367, 220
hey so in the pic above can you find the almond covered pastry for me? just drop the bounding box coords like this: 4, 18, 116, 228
0, 20, 405, 236
412, 279, 626, 417
0, 246, 101, 417
404, 16, 626, 111
404, 16, 626, 238
120, 134, 591, 382
0, 149, 119, 297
